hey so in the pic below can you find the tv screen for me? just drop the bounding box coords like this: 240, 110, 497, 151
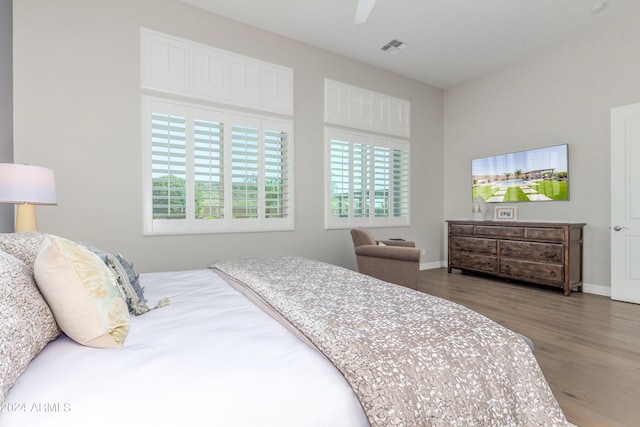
471, 144, 569, 203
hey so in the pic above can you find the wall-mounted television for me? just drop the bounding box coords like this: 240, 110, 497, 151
471, 144, 569, 203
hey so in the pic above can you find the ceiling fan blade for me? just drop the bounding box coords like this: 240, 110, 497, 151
354, 0, 377, 24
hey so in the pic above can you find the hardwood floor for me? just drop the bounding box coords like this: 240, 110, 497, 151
418, 268, 640, 427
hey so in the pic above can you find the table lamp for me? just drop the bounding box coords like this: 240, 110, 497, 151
0, 163, 57, 232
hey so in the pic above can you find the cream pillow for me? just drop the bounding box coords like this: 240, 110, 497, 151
34, 236, 130, 349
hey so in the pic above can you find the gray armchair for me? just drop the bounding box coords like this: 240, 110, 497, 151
350, 227, 420, 290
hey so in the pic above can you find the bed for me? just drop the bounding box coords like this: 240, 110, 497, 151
0, 233, 568, 426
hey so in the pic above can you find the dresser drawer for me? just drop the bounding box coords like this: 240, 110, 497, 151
500, 241, 563, 263
450, 236, 497, 255
500, 259, 564, 284
476, 225, 525, 239
450, 224, 475, 236
449, 251, 497, 274
526, 227, 564, 242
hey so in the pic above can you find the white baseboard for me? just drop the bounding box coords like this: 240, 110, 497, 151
421, 261, 612, 298
581, 282, 611, 297
420, 261, 446, 270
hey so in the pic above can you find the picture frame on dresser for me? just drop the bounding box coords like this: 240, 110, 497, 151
495, 207, 517, 220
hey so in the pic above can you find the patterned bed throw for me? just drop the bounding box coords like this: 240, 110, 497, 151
212, 256, 567, 427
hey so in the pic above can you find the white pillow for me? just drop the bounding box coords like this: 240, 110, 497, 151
34, 236, 130, 349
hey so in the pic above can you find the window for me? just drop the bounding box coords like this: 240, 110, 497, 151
324, 80, 410, 229
326, 129, 409, 228
144, 97, 292, 234
141, 30, 294, 235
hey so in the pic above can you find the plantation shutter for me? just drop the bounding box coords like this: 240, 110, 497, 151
145, 98, 293, 234
373, 145, 390, 218
393, 148, 409, 217
264, 128, 289, 219
324, 80, 410, 229
353, 142, 370, 218
231, 124, 260, 219
151, 112, 187, 220
326, 129, 409, 227
193, 118, 224, 219
330, 138, 350, 218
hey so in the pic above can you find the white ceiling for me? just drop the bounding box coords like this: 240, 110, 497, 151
180, 0, 640, 89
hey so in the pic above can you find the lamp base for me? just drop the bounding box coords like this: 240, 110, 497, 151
15, 203, 37, 232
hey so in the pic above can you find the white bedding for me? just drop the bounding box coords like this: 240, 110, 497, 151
1, 269, 368, 427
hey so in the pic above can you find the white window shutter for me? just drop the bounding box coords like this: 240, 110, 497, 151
389, 97, 410, 137
392, 147, 409, 219
324, 80, 410, 229
262, 64, 294, 116
143, 32, 188, 93
348, 89, 372, 129
142, 29, 293, 116
325, 129, 409, 228
325, 82, 350, 126
352, 134, 370, 219
372, 94, 390, 133
144, 97, 293, 234
229, 56, 261, 109
230, 119, 260, 220
372, 142, 390, 219
150, 112, 187, 220
193, 115, 225, 220
191, 46, 226, 100
328, 132, 351, 223
324, 79, 410, 138
263, 123, 290, 220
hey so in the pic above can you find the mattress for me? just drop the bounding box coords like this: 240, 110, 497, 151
1, 269, 369, 427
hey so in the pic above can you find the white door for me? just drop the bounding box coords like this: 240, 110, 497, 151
611, 102, 640, 303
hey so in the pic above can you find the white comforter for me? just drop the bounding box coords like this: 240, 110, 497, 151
1, 269, 368, 427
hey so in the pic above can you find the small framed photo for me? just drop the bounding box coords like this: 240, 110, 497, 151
495, 206, 517, 221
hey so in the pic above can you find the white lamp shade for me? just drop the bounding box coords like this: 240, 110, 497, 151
0, 163, 57, 205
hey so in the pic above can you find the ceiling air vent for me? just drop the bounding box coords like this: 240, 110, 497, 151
381, 39, 408, 55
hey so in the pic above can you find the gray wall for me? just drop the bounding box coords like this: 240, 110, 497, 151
0, 0, 13, 231
443, 11, 640, 292
12, 0, 638, 291
12, 0, 444, 273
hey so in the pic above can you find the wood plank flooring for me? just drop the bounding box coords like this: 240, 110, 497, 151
418, 268, 640, 427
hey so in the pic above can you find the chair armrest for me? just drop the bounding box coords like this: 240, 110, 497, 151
378, 239, 415, 248
355, 245, 421, 262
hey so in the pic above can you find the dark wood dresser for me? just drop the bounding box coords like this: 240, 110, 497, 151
447, 220, 585, 296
